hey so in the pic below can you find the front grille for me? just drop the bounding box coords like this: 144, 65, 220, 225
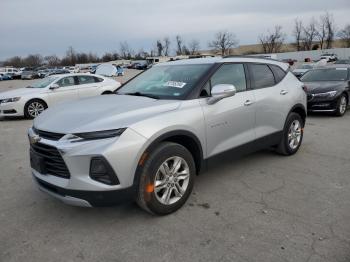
33, 128, 65, 141
31, 142, 70, 178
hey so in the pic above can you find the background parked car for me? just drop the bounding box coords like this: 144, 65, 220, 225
301, 66, 350, 116
292, 64, 314, 78
320, 53, 338, 62
0, 74, 121, 119
0, 67, 21, 79
46, 69, 70, 76
334, 59, 350, 65
21, 69, 40, 80
0, 73, 13, 81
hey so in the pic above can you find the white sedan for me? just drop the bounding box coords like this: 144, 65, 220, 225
0, 74, 121, 119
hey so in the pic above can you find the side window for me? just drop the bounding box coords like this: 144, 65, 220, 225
210, 64, 247, 92
93, 77, 104, 83
56, 76, 75, 87
270, 65, 287, 83
78, 75, 96, 85
249, 64, 275, 89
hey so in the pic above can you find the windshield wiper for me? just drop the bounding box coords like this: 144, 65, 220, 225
123, 92, 159, 99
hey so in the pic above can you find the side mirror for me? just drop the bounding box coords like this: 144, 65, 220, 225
207, 84, 236, 105
49, 83, 59, 90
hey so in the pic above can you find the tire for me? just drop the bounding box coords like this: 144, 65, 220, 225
276, 112, 304, 156
335, 94, 348, 117
137, 142, 195, 215
24, 99, 47, 119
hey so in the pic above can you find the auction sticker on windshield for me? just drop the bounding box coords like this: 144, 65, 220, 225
164, 81, 187, 88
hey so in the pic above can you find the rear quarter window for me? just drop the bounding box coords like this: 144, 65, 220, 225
94, 77, 104, 83
269, 65, 287, 83
249, 64, 275, 89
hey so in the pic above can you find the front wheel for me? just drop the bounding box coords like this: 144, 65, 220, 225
24, 99, 47, 119
137, 142, 195, 215
335, 94, 348, 116
276, 112, 304, 156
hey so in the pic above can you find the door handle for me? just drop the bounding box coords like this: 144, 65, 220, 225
280, 90, 288, 95
244, 100, 253, 106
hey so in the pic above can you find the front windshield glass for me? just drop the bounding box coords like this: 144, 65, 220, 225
117, 64, 212, 99
27, 76, 58, 88
301, 68, 348, 82
298, 65, 312, 69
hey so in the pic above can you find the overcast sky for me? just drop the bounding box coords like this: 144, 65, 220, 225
0, 0, 349, 59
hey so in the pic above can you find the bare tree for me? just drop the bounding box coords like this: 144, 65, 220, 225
317, 15, 327, 49
209, 31, 238, 56
189, 40, 200, 55
44, 55, 61, 66
338, 24, 350, 47
3, 56, 22, 67
293, 19, 304, 51
175, 35, 183, 55
156, 40, 164, 56
119, 41, 133, 59
163, 37, 171, 56
259, 25, 285, 53
324, 12, 335, 49
24, 54, 43, 67
303, 18, 318, 50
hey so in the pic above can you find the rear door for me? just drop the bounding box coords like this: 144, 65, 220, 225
48, 76, 79, 105
200, 63, 256, 157
76, 75, 101, 98
247, 63, 290, 139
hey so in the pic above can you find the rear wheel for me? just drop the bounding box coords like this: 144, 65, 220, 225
335, 94, 347, 116
276, 112, 304, 156
137, 142, 195, 215
24, 99, 47, 119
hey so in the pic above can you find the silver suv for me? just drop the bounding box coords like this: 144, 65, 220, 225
28, 57, 307, 215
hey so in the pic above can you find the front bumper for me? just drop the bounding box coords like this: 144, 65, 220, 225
29, 127, 147, 206
0, 101, 24, 116
307, 94, 339, 112
34, 175, 137, 207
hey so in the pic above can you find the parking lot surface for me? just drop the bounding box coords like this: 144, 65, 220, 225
0, 75, 350, 262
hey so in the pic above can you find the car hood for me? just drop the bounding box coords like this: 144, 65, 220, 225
304, 81, 346, 94
0, 87, 44, 99
34, 95, 181, 134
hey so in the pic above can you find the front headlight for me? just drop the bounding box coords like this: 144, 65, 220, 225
68, 128, 126, 142
314, 91, 337, 98
0, 97, 21, 103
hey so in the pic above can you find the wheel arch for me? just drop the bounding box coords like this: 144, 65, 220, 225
288, 103, 307, 126
24, 98, 48, 109
133, 130, 204, 186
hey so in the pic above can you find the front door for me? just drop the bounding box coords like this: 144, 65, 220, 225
200, 63, 256, 158
48, 76, 79, 105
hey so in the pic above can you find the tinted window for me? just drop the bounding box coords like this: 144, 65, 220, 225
301, 68, 349, 81
56, 76, 75, 87
78, 75, 96, 84
94, 77, 104, 83
210, 64, 247, 92
249, 64, 275, 89
270, 65, 286, 83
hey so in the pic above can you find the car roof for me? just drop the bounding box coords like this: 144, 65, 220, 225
156, 56, 289, 70
49, 73, 106, 78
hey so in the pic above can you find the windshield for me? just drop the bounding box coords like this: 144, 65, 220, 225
298, 65, 312, 69
335, 60, 350, 64
27, 76, 58, 88
117, 64, 211, 99
301, 68, 349, 82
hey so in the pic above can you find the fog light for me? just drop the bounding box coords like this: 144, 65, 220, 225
90, 157, 119, 185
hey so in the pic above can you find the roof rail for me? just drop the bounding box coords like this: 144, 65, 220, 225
223, 55, 281, 62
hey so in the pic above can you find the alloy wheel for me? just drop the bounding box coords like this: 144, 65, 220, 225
154, 156, 190, 205
288, 119, 302, 150
339, 96, 347, 115
27, 102, 45, 118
